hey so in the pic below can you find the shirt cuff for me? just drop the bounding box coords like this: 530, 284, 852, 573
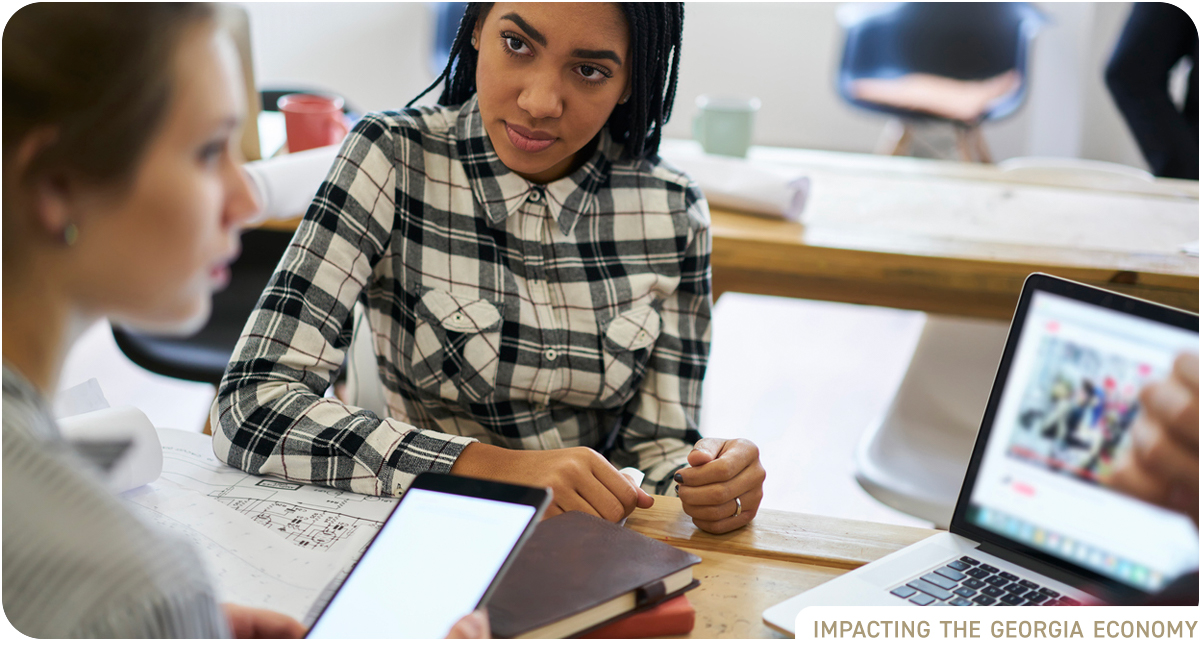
384, 429, 477, 496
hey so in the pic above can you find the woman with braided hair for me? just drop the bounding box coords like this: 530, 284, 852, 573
214, 3, 766, 534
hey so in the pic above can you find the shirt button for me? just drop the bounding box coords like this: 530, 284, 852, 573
528, 188, 543, 203
544, 348, 558, 361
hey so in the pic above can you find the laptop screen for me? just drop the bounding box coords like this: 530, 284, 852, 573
958, 280, 1198, 595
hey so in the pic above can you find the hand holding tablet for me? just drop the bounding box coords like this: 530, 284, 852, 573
306, 473, 550, 639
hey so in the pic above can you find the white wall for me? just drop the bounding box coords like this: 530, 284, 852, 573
665, 2, 884, 153
240, 2, 1152, 168
241, 2, 435, 111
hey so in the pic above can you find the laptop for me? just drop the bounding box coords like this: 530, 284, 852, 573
764, 273, 1198, 633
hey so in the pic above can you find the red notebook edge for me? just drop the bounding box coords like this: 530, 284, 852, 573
574, 579, 701, 639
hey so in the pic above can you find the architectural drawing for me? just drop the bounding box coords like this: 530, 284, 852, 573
151, 428, 396, 554
123, 428, 395, 624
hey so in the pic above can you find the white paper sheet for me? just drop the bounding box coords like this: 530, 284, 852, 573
58, 406, 163, 494
54, 378, 111, 418
618, 466, 645, 527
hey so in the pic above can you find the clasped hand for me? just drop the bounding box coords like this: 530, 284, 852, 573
674, 437, 766, 534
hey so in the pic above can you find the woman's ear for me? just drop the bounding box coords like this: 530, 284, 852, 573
10, 127, 75, 243
471, 18, 482, 50
33, 173, 76, 245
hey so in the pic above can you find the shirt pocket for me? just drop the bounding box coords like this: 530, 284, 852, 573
598, 305, 662, 408
409, 288, 504, 403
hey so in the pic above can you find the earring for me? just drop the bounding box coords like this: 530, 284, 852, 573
471, 35, 478, 48
61, 223, 79, 247
619, 93, 631, 105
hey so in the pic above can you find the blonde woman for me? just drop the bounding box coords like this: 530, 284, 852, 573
2, 3, 486, 638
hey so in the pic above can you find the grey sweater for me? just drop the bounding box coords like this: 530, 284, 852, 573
2, 365, 229, 638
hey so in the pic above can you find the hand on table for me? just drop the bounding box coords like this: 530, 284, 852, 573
446, 610, 490, 639
1103, 352, 1198, 526
222, 604, 306, 638
451, 444, 653, 523
675, 437, 766, 534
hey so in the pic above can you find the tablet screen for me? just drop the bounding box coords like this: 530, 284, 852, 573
307, 486, 541, 638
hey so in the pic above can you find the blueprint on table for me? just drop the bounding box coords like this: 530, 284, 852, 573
123, 428, 398, 624
149, 428, 397, 552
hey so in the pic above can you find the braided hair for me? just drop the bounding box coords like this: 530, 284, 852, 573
408, 2, 685, 161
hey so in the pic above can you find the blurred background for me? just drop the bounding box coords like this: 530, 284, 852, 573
241, 1, 1168, 169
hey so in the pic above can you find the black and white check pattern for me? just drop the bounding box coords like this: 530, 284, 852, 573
212, 96, 712, 497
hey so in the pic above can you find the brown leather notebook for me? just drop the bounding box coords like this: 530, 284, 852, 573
487, 511, 701, 639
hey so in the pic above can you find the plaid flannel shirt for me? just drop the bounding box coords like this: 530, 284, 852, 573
212, 96, 712, 497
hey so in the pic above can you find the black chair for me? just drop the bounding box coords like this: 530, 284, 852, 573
837, 2, 1045, 161
112, 229, 294, 386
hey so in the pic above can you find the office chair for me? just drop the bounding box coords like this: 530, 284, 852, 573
997, 156, 1156, 193
836, 2, 1045, 162
112, 229, 295, 386
344, 302, 390, 419
854, 315, 1009, 528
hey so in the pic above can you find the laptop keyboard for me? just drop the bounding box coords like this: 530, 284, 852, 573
889, 556, 1080, 606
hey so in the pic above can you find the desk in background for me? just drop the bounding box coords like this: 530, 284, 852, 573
659, 141, 1199, 319
256, 138, 1198, 319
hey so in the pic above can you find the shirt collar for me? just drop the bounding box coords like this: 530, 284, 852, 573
455, 95, 618, 236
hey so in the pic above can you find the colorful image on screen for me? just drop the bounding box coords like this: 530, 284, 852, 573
1005, 333, 1158, 484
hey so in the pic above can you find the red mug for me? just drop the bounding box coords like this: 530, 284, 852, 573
278, 93, 349, 153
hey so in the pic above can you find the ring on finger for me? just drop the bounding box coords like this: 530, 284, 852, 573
731, 496, 742, 518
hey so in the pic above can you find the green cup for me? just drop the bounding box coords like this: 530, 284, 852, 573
692, 95, 761, 158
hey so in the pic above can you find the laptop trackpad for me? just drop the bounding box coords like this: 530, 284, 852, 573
857, 537, 963, 588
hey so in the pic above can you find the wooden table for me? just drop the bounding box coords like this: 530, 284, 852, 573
256, 143, 1198, 318
625, 496, 937, 638
659, 141, 1200, 319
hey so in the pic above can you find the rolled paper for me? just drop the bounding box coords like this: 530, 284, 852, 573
664, 151, 812, 222
243, 145, 339, 225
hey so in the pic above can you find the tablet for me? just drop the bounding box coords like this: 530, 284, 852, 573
306, 473, 551, 638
